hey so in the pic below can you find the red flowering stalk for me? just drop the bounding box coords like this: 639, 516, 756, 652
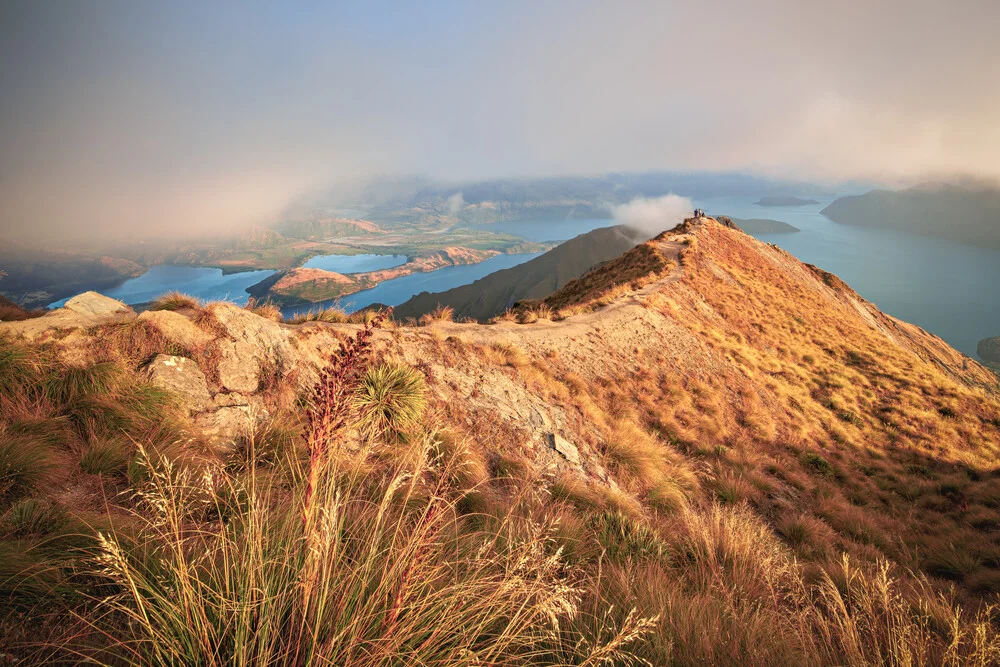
301, 310, 388, 529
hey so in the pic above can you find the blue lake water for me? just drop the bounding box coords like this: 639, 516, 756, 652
281, 251, 544, 318
464, 218, 617, 242
48, 265, 275, 308
692, 195, 1000, 359
44, 200, 1000, 360
302, 253, 406, 273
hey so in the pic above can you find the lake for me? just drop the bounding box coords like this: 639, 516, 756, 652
692, 195, 1000, 359
281, 251, 544, 318
48, 265, 276, 308
47, 204, 1000, 361
302, 253, 406, 273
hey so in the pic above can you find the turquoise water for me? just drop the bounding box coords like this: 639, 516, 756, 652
464, 218, 616, 242
48, 265, 275, 308
693, 195, 1000, 359
302, 253, 406, 273
281, 251, 544, 318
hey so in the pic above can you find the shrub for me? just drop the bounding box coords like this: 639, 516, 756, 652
45, 362, 125, 405
0, 430, 54, 501
354, 362, 427, 439
2, 498, 68, 537
801, 451, 835, 478
79, 438, 130, 475
148, 292, 199, 311
587, 510, 668, 564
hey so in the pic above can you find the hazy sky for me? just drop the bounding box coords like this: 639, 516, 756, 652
2, 0, 999, 242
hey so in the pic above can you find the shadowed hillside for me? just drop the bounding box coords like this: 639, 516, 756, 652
392, 225, 644, 321
3, 217, 1000, 663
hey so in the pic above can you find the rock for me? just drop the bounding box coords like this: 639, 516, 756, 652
0, 292, 134, 341
64, 291, 131, 317
138, 310, 213, 350
217, 339, 262, 393
143, 354, 212, 413
546, 432, 581, 465
209, 303, 293, 361
214, 392, 253, 407
195, 406, 258, 444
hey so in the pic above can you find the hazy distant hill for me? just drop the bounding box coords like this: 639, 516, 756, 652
392, 226, 643, 321
822, 183, 1000, 248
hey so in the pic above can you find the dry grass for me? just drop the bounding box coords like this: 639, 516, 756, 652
148, 291, 200, 312
244, 296, 283, 322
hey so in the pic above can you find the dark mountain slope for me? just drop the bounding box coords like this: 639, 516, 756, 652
392, 225, 644, 321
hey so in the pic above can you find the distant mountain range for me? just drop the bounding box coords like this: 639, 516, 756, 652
822, 182, 1000, 249
392, 226, 645, 321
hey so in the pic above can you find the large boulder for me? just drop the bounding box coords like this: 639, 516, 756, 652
143, 354, 213, 414
64, 291, 131, 317
208, 303, 295, 390
138, 310, 214, 350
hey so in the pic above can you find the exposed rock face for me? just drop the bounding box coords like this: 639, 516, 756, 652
138, 310, 214, 350
64, 291, 131, 317
217, 339, 263, 393
143, 354, 213, 414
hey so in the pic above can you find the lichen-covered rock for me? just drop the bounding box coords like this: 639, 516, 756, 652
138, 310, 213, 350
143, 354, 213, 414
64, 291, 131, 317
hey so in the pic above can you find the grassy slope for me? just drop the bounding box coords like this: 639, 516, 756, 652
3, 219, 1000, 663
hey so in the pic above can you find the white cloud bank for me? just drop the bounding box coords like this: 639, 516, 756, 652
613, 195, 693, 237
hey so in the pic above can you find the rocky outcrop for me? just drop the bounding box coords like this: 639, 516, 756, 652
138, 310, 214, 350
63, 291, 131, 317
1, 291, 134, 340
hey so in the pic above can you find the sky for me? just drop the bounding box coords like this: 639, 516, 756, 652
1, 0, 999, 242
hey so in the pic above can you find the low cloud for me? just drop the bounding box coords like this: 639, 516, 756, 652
612, 195, 693, 237
446, 192, 465, 216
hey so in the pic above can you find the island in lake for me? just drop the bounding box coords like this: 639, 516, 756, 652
821, 182, 1000, 249
754, 196, 820, 207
